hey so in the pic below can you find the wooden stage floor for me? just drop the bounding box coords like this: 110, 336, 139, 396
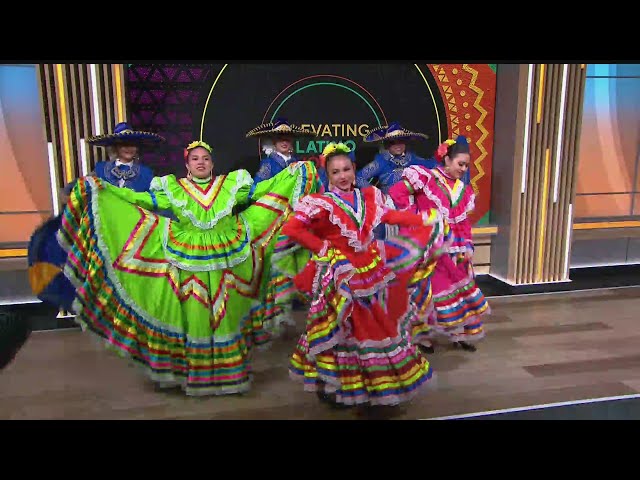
2, 287, 640, 420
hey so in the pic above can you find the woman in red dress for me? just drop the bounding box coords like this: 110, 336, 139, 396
389, 136, 489, 353
282, 142, 446, 408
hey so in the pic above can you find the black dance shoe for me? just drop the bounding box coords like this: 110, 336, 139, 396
418, 344, 435, 355
453, 341, 477, 352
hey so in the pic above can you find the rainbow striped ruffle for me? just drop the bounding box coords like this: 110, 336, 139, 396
411, 261, 489, 344
56, 162, 320, 396
289, 236, 438, 406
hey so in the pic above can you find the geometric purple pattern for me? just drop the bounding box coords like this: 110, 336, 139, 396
126, 64, 215, 176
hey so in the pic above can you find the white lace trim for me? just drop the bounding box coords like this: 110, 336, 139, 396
403, 165, 428, 192
446, 244, 474, 255
150, 171, 253, 230
317, 240, 330, 257
295, 196, 363, 251
403, 166, 475, 224
293, 187, 386, 252
56, 176, 238, 341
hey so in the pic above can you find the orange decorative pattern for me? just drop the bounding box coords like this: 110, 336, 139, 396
427, 64, 496, 224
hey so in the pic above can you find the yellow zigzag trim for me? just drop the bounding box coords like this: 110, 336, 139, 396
433, 65, 456, 139
463, 64, 489, 195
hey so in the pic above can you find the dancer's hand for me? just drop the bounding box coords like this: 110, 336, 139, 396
465, 250, 473, 262
421, 208, 440, 226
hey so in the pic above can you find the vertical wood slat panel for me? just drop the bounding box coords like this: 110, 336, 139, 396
539, 64, 562, 282
542, 65, 561, 282
550, 66, 564, 281
102, 64, 114, 143
44, 64, 63, 194
121, 65, 129, 123
38, 64, 128, 203
94, 64, 106, 164
536, 65, 553, 282
509, 65, 534, 282
85, 64, 99, 169
525, 64, 547, 283
38, 65, 61, 211
553, 65, 576, 282
519, 64, 543, 283
530, 63, 551, 283
112, 64, 126, 124
567, 66, 588, 204
512, 64, 587, 285
76, 64, 94, 173
551, 66, 571, 281
97, 64, 109, 143
67, 64, 82, 179
548, 64, 563, 281
37, 65, 53, 144
550, 65, 582, 281
87, 64, 105, 165
53, 64, 73, 184
554, 65, 578, 280
517, 64, 532, 282
563, 66, 587, 278
514, 66, 530, 281
550, 65, 586, 282
567, 65, 586, 270
86, 64, 100, 169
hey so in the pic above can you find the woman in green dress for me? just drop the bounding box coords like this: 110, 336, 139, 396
57, 140, 321, 396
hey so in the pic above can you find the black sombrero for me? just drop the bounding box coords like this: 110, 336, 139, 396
363, 122, 429, 143
246, 118, 316, 138
87, 122, 165, 147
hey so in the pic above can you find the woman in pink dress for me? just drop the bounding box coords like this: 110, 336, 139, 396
389, 136, 489, 353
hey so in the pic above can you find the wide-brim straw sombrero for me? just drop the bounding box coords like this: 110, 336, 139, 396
246, 118, 316, 138
87, 122, 165, 147
363, 122, 429, 143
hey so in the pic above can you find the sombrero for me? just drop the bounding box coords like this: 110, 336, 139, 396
246, 118, 316, 138
87, 122, 165, 147
363, 122, 429, 143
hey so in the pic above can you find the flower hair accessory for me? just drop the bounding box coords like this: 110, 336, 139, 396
183, 140, 212, 160
187, 140, 212, 152
435, 138, 459, 161
322, 142, 352, 157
